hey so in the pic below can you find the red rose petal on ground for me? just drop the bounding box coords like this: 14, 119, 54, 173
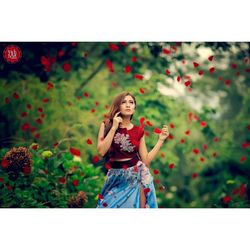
209, 67, 215, 73
240, 156, 247, 163
177, 76, 181, 82
63, 63, 71, 72
169, 163, 175, 169
192, 148, 200, 154
153, 169, 159, 175
208, 55, 214, 61
22, 123, 30, 131
124, 65, 132, 73
86, 139, 92, 145
109, 43, 119, 51
1, 159, 8, 168
70, 147, 81, 156
134, 74, 143, 80
154, 128, 162, 134
193, 62, 199, 68
223, 196, 231, 203
72, 180, 79, 186
184, 81, 191, 87
198, 70, 203, 76
244, 58, 249, 64
200, 121, 207, 127
245, 68, 250, 73
92, 155, 100, 164
163, 48, 171, 54
192, 173, 198, 179
5, 97, 10, 104
139, 88, 145, 94
21, 112, 27, 118
165, 69, 171, 75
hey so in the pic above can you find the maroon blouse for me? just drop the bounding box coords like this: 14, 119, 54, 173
106, 124, 144, 160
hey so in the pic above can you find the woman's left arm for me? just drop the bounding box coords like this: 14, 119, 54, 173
139, 125, 169, 166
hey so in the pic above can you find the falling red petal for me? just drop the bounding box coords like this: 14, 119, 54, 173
1, 159, 9, 168
177, 76, 181, 82
139, 88, 145, 94
209, 67, 215, 73
198, 70, 203, 76
200, 121, 207, 127
165, 69, 171, 75
208, 55, 214, 61
5, 97, 10, 104
13, 92, 19, 99
153, 128, 162, 134
70, 147, 81, 157
134, 74, 143, 80
193, 62, 199, 68
169, 163, 175, 169
86, 139, 93, 145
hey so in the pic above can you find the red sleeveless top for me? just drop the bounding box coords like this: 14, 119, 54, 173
106, 124, 144, 160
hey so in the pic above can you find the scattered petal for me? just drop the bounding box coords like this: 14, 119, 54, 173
153, 128, 162, 134
70, 147, 81, 157
86, 139, 92, 145
193, 62, 199, 68
208, 55, 214, 61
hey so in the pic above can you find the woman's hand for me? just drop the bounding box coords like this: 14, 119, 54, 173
159, 125, 169, 141
112, 111, 123, 130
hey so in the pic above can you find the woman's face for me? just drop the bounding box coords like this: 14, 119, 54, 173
119, 95, 136, 116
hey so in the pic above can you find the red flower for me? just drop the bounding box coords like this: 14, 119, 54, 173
192, 173, 198, 179
83, 92, 89, 97
34, 133, 40, 139
105, 163, 111, 170
1, 159, 8, 168
153, 169, 159, 175
200, 157, 205, 162
240, 184, 246, 197
223, 196, 231, 203
184, 81, 191, 87
208, 55, 214, 61
240, 156, 247, 163
22, 123, 30, 131
86, 139, 92, 145
185, 129, 190, 135
21, 112, 27, 117
59, 177, 66, 184
132, 56, 137, 62
5, 97, 10, 104
180, 138, 185, 144
32, 144, 38, 150
154, 179, 160, 184
91, 109, 96, 113
72, 179, 79, 186
224, 80, 231, 86
192, 148, 200, 154
36, 118, 42, 124
198, 70, 203, 76
106, 60, 114, 73
70, 147, 81, 157
203, 144, 208, 150
213, 137, 219, 142
209, 67, 215, 73
124, 65, 132, 73
162, 48, 171, 54
139, 88, 145, 94
231, 63, 237, 69
13, 92, 19, 99
92, 155, 100, 164
169, 163, 175, 169
43, 98, 49, 103
26, 104, 32, 109
38, 108, 43, 113
134, 74, 143, 80
146, 120, 153, 127
153, 128, 162, 134
140, 117, 145, 125
200, 121, 207, 127
193, 62, 199, 68
109, 43, 119, 51
63, 63, 71, 72
177, 76, 181, 82
165, 69, 171, 75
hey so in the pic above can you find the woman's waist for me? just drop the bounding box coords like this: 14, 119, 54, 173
107, 155, 140, 169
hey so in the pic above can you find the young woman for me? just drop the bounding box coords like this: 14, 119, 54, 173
96, 91, 169, 208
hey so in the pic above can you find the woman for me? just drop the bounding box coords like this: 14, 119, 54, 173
96, 91, 169, 208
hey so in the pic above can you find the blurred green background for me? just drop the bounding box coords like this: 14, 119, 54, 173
0, 42, 249, 208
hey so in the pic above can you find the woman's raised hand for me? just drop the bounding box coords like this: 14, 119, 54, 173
112, 111, 123, 130
159, 125, 169, 141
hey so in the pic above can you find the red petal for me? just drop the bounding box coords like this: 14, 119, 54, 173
43, 98, 49, 103
203, 144, 208, 150
177, 76, 181, 82
132, 56, 137, 62
13, 92, 19, 99
63, 63, 71, 72
185, 129, 190, 135
169, 163, 175, 169
208, 55, 214, 61
22, 123, 30, 131
198, 70, 203, 76
1, 159, 9, 168
200, 121, 207, 127
86, 139, 92, 145
192, 148, 200, 154
134, 74, 143, 80
162, 48, 171, 54
184, 81, 191, 87
139, 88, 145, 94
153, 169, 159, 175
144, 188, 150, 194
92, 155, 100, 164
109, 43, 119, 51
193, 62, 199, 68
124, 65, 132, 73
209, 67, 215, 73
5, 97, 10, 104
146, 120, 153, 127
165, 69, 171, 75
70, 147, 81, 156
153, 128, 162, 134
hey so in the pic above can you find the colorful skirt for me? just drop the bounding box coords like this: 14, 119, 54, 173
96, 157, 158, 208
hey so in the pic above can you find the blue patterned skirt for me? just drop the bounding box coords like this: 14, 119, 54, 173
96, 159, 158, 208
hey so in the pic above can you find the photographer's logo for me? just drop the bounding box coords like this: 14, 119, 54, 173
3, 45, 22, 64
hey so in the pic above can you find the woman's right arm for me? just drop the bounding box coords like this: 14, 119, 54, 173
97, 122, 117, 157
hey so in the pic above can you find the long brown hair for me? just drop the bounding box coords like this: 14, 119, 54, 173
102, 91, 137, 162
